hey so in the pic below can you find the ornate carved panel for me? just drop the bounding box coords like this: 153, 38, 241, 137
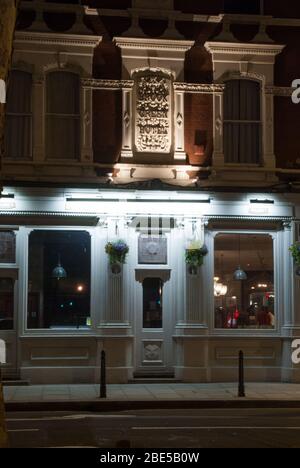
142, 340, 163, 364
134, 69, 172, 154
138, 235, 168, 265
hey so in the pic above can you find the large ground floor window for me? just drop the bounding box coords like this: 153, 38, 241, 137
27, 230, 91, 329
214, 233, 275, 329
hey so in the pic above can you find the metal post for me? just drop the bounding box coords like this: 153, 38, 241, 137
238, 350, 245, 397
100, 350, 107, 399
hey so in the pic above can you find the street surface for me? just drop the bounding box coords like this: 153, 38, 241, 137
6, 408, 300, 448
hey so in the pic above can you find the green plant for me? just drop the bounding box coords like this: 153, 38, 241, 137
185, 241, 208, 267
289, 242, 300, 265
105, 240, 129, 265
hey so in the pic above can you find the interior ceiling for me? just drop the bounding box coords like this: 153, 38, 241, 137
215, 234, 274, 272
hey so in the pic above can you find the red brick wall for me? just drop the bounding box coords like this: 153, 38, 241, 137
184, 94, 213, 166
93, 90, 122, 164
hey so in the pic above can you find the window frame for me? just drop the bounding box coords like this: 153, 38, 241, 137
5, 69, 33, 161
23, 226, 95, 336
223, 78, 263, 166
209, 228, 281, 337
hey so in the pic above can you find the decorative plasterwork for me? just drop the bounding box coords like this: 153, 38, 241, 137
82, 79, 225, 94
173, 82, 225, 93
114, 37, 194, 53
265, 86, 293, 97
14, 31, 102, 50
134, 69, 172, 154
205, 42, 285, 58
81, 79, 134, 90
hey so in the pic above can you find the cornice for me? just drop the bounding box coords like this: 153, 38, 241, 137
205, 41, 285, 57
14, 31, 102, 49
114, 36, 194, 52
81, 79, 134, 89
81, 78, 224, 93
265, 86, 293, 96
174, 82, 225, 93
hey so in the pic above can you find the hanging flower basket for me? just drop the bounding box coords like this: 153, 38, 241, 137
185, 241, 208, 275
289, 242, 300, 276
105, 240, 129, 274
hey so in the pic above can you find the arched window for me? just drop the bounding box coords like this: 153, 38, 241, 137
224, 79, 262, 164
46, 71, 80, 159
5, 70, 32, 160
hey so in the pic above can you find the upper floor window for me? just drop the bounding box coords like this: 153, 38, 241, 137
224, 79, 262, 165
46, 71, 80, 160
5, 70, 32, 160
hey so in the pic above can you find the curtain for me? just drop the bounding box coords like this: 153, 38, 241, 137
46, 71, 80, 160
4, 70, 32, 160
224, 80, 261, 165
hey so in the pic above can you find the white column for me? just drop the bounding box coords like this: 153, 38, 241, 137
212, 91, 224, 167
174, 89, 186, 161
121, 87, 133, 159
32, 76, 45, 162
81, 85, 93, 162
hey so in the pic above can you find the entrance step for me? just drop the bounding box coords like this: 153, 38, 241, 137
1, 380, 30, 387
0, 367, 30, 386
130, 372, 181, 384
129, 378, 182, 384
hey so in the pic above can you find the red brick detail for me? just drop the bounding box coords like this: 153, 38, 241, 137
274, 96, 300, 169
93, 90, 122, 164
184, 93, 213, 166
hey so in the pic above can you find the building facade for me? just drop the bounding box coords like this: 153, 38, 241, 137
1, 0, 300, 384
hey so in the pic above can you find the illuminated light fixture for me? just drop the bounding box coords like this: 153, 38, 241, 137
250, 199, 274, 205
233, 235, 247, 281
234, 266, 247, 281
76, 284, 84, 292
214, 280, 228, 297
52, 255, 67, 280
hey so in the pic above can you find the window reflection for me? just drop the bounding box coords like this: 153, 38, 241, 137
27, 230, 91, 329
214, 234, 275, 329
143, 278, 163, 329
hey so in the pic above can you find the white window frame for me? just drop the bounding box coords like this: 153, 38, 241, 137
207, 228, 282, 337
19, 226, 97, 337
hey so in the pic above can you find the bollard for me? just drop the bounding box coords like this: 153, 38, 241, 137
238, 350, 246, 398
100, 350, 107, 399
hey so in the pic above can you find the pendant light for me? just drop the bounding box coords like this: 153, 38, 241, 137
233, 235, 247, 281
52, 254, 67, 280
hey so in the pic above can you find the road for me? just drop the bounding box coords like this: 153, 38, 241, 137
6, 408, 300, 448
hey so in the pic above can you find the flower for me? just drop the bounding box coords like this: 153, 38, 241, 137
105, 240, 129, 265
185, 243, 208, 267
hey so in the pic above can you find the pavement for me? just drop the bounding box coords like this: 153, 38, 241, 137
4, 382, 300, 411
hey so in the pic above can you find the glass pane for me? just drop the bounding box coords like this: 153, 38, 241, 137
0, 278, 14, 330
0, 231, 16, 263
214, 234, 275, 330
46, 71, 80, 114
6, 70, 32, 114
27, 230, 91, 329
5, 115, 32, 160
143, 278, 163, 329
46, 116, 80, 159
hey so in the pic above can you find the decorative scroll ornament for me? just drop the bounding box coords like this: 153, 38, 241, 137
135, 71, 172, 153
